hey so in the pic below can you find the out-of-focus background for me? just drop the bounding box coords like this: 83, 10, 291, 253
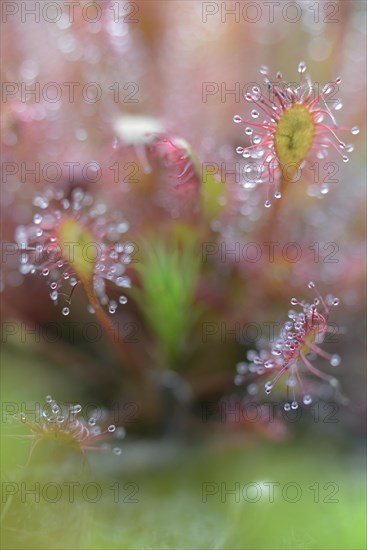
1, 1, 366, 549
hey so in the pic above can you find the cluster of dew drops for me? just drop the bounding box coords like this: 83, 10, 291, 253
15, 186, 133, 318
234, 282, 342, 410
20, 395, 126, 456
232, 62, 360, 204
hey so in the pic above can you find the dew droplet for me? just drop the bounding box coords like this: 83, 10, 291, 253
236, 362, 248, 374
62, 307, 70, 316
91, 426, 101, 436
233, 115, 242, 123
287, 376, 297, 388
284, 403, 291, 411
119, 296, 128, 305
298, 61, 306, 73
351, 126, 359, 135
291, 401, 298, 410
308, 281, 315, 289
264, 200, 271, 208
72, 188, 84, 203
290, 298, 298, 305
274, 191, 281, 199
329, 377, 339, 387
264, 381, 273, 394
330, 354, 341, 367
251, 109, 259, 119
88, 417, 96, 426
116, 276, 131, 287
33, 213, 42, 225
342, 156, 349, 163
108, 424, 116, 432
33, 196, 49, 209
303, 394, 312, 405
323, 84, 332, 95
247, 383, 258, 396
259, 65, 268, 75
115, 427, 126, 439
113, 447, 122, 455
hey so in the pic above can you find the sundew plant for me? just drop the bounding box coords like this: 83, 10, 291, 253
1, 2, 366, 550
